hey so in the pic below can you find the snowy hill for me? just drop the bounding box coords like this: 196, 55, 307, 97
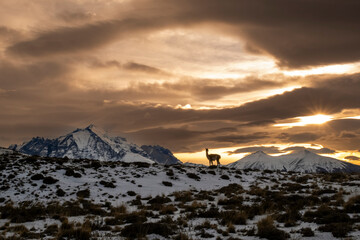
228, 150, 360, 173
2, 150, 360, 239
9, 125, 157, 163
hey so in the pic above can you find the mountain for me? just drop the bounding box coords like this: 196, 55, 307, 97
141, 145, 181, 165
228, 151, 288, 171
10, 125, 158, 163
228, 150, 360, 173
0, 147, 15, 155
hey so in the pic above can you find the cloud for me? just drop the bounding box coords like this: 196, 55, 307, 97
130, 0, 360, 68
123, 62, 171, 76
110, 77, 286, 102
92, 60, 171, 76
125, 126, 239, 152
0, 26, 22, 43
213, 132, 269, 144
282, 146, 336, 154
227, 145, 337, 155
339, 132, 357, 138
345, 156, 360, 161
6, 18, 169, 57
278, 132, 320, 143
228, 146, 281, 155
7, 0, 360, 68
57, 10, 96, 23
0, 60, 70, 89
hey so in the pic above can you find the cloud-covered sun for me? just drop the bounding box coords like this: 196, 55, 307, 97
274, 114, 333, 128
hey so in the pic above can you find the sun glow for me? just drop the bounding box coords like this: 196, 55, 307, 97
274, 114, 333, 128
283, 64, 356, 77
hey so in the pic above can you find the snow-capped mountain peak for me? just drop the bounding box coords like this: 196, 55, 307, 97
228, 149, 360, 173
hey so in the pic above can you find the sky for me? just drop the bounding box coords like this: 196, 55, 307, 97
1, 0, 360, 165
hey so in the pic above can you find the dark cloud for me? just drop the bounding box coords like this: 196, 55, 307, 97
228, 146, 281, 155
0, 26, 22, 43
125, 126, 239, 152
0, 60, 69, 89
123, 62, 170, 76
6, 18, 170, 57
213, 132, 269, 144
92, 59, 171, 76
57, 10, 96, 23
328, 119, 360, 132
165, 0, 360, 68
7, 1, 360, 68
219, 74, 360, 123
345, 156, 360, 161
238, 120, 276, 127
340, 132, 357, 138
278, 132, 320, 143
112, 77, 285, 102
283, 146, 336, 154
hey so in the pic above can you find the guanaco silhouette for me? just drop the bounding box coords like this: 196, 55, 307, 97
205, 148, 221, 166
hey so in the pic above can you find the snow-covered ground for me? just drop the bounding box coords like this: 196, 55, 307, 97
1, 151, 360, 239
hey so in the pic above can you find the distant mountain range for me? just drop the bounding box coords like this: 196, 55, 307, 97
228, 150, 360, 173
7, 126, 360, 173
9, 125, 181, 165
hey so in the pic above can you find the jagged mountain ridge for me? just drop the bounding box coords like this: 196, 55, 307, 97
228, 150, 360, 173
10, 125, 180, 164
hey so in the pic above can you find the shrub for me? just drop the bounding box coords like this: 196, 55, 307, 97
65, 169, 75, 176
218, 196, 243, 209
174, 191, 193, 203
76, 189, 90, 198
122, 211, 148, 224
300, 227, 314, 237
257, 216, 289, 240
187, 172, 200, 181
159, 205, 177, 215
174, 233, 190, 240
162, 181, 173, 187
43, 176, 58, 184
73, 172, 82, 178
57, 219, 91, 240
56, 188, 66, 197
121, 222, 174, 238
132, 162, 150, 168
227, 223, 236, 233
31, 174, 44, 180
197, 207, 221, 218
148, 195, 171, 205
43, 224, 59, 236
318, 222, 352, 238
199, 229, 214, 238
127, 191, 137, 196
344, 195, 360, 213
275, 208, 301, 226
220, 211, 247, 225
303, 204, 350, 224
99, 180, 116, 188
218, 184, 243, 196
166, 169, 174, 176
220, 175, 230, 180
1, 202, 46, 223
